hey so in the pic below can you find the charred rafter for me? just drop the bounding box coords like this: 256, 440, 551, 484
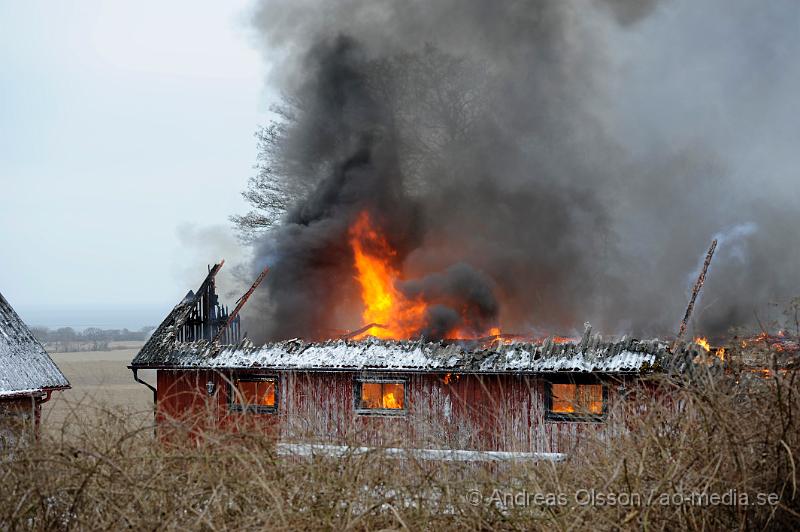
677, 239, 717, 341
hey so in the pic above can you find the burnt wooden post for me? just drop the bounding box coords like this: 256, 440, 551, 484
677, 239, 718, 341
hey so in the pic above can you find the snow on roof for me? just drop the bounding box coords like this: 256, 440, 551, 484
0, 291, 69, 396
131, 335, 668, 374
0, 388, 47, 399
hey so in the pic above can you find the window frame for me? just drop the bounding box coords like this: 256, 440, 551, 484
228, 374, 280, 414
354, 376, 408, 416
544, 376, 608, 423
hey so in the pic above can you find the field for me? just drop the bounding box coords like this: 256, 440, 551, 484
42, 345, 153, 427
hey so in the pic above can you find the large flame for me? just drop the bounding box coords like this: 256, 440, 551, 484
349, 211, 428, 339
349, 211, 496, 340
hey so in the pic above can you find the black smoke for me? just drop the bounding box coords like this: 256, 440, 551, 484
245, 0, 800, 341
398, 263, 499, 339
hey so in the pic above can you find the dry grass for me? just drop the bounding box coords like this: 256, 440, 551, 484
44, 349, 153, 428
1, 362, 798, 530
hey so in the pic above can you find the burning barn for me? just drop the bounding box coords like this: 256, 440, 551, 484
130, 263, 674, 456
126, 0, 800, 463
0, 291, 70, 443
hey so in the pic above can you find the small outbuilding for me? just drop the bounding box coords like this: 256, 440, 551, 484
0, 291, 70, 443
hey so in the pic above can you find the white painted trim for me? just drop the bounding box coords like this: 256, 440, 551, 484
276, 442, 566, 462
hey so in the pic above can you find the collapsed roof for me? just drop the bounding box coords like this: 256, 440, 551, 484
131, 264, 670, 373
133, 262, 244, 366
134, 262, 223, 367
0, 291, 70, 398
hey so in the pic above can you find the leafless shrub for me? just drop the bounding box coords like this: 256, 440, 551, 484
1, 364, 798, 530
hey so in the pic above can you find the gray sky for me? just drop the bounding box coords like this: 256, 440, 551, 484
1, 1, 267, 328
3, 0, 799, 333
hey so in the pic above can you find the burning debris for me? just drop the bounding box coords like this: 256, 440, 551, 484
740, 331, 800, 354
693, 337, 726, 362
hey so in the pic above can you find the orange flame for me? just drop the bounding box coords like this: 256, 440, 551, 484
442, 373, 461, 384
694, 337, 711, 351
349, 211, 498, 340
693, 337, 727, 362
349, 212, 427, 339
383, 391, 401, 409
553, 336, 579, 344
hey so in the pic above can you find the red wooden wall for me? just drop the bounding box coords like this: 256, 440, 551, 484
156, 369, 629, 453
0, 396, 42, 444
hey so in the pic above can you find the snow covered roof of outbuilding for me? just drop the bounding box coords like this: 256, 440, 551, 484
0, 291, 70, 397
131, 335, 668, 374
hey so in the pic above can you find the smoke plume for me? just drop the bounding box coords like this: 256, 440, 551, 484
245, 0, 800, 341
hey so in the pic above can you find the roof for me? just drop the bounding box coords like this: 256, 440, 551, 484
131, 265, 672, 374
0, 291, 69, 397
131, 263, 222, 368
131, 336, 668, 374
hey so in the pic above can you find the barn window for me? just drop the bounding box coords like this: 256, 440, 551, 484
355, 378, 406, 414
229, 376, 278, 413
546, 380, 606, 421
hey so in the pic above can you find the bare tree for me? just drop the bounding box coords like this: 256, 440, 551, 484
229, 103, 307, 242
230, 46, 491, 242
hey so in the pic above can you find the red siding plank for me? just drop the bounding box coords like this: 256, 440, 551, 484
155, 370, 637, 453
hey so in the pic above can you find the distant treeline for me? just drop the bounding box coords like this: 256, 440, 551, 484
30, 326, 155, 352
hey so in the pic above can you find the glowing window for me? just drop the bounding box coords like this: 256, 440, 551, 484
230, 377, 278, 413
548, 382, 604, 420
356, 379, 406, 413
